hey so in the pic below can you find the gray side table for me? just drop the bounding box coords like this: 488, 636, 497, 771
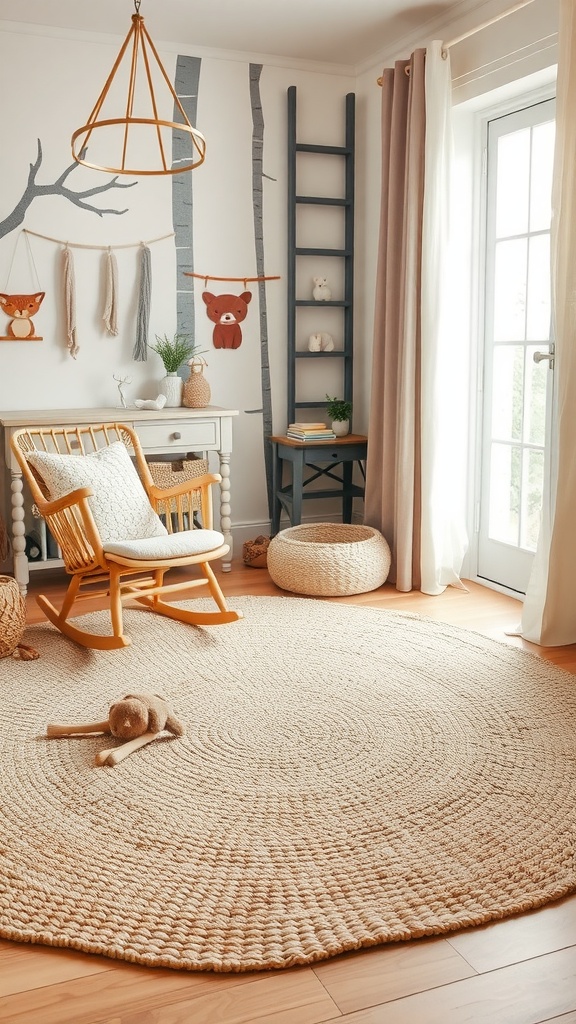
270, 434, 367, 535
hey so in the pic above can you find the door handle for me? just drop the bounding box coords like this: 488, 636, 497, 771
533, 345, 555, 368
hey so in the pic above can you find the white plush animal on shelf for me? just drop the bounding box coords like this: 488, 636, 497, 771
312, 277, 331, 301
308, 332, 334, 352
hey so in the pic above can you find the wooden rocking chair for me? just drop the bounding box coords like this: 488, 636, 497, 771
10, 422, 241, 650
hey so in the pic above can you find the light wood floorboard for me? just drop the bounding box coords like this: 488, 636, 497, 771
1, 561, 574, 1024
319, 947, 576, 1024
312, 937, 476, 1013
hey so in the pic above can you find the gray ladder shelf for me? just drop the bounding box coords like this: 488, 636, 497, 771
287, 85, 355, 423
270, 88, 366, 536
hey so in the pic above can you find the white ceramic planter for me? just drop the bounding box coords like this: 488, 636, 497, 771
332, 419, 349, 437
159, 372, 183, 408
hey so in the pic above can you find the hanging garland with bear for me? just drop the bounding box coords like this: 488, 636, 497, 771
184, 271, 279, 350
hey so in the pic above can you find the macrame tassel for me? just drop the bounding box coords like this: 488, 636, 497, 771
103, 249, 119, 336
133, 244, 151, 361
62, 245, 79, 359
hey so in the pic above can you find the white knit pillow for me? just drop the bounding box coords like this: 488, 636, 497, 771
28, 442, 167, 543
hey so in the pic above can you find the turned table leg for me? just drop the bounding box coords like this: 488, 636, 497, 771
218, 451, 232, 572
10, 470, 29, 597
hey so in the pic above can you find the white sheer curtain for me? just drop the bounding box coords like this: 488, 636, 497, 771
420, 41, 468, 595
521, 0, 576, 646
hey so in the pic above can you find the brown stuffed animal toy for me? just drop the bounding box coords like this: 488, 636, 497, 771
46, 692, 185, 767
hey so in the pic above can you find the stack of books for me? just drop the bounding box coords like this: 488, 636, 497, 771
286, 422, 336, 441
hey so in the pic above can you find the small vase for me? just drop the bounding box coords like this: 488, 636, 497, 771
332, 419, 349, 437
183, 361, 211, 409
159, 372, 183, 408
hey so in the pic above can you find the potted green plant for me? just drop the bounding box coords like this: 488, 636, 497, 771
149, 334, 206, 407
326, 394, 352, 436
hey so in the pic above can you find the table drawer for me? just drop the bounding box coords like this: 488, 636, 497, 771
136, 420, 219, 452
303, 443, 367, 464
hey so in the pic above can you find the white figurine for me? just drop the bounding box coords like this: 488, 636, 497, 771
133, 395, 168, 411
113, 374, 132, 409
308, 332, 334, 352
312, 276, 332, 301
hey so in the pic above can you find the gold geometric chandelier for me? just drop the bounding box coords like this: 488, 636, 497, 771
71, 0, 206, 176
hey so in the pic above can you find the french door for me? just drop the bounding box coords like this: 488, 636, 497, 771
477, 98, 555, 594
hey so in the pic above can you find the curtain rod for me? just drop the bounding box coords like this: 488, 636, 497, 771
377, 0, 536, 85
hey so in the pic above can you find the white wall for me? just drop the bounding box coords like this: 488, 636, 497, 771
0, 23, 353, 539
0, 1, 560, 552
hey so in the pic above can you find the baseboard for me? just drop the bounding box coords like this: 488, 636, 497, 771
230, 510, 365, 550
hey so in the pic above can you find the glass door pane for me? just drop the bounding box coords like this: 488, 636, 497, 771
478, 98, 555, 593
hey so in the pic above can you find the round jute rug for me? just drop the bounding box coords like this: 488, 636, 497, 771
1, 596, 576, 973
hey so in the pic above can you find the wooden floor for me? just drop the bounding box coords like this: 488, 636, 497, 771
2, 563, 576, 1023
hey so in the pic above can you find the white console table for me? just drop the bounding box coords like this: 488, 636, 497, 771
0, 405, 239, 595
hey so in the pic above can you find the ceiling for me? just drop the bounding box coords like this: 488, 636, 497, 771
0, 0, 470, 68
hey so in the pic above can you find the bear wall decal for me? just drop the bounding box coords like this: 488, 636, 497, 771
202, 290, 252, 349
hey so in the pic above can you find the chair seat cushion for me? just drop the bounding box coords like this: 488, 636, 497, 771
27, 442, 167, 544
103, 529, 225, 560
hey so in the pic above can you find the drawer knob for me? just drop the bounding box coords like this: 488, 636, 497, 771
171, 431, 182, 440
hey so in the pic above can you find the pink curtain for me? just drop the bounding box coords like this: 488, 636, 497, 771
364, 51, 426, 591
365, 44, 467, 595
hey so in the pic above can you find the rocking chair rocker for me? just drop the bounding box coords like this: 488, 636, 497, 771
10, 422, 241, 650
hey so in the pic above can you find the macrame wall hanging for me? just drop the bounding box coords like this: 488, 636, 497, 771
62, 245, 78, 358
103, 248, 119, 337
20, 229, 172, 359
0, 232, 45, 342
133, 244, 151, 361
185, 271, 280, 350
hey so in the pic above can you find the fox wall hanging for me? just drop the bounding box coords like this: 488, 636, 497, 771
0, 292, 45, 341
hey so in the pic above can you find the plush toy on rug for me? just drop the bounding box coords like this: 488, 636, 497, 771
46, 692, 185, 767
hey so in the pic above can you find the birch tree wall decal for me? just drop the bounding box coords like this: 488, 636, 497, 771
0, 140, 136, 240
249, 63, 274, 519
172, 56, 201, 341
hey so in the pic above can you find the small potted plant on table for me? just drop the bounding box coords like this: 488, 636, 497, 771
150, 333, 205, 407
326, 395, 352, 437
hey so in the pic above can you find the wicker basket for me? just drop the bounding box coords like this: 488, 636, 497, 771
242, 535, 270, 568
147, 456, 209, 515
0, 575, 26, 658
267, 523, 391, 597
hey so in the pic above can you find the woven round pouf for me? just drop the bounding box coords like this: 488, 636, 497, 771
267, 523, 391, 597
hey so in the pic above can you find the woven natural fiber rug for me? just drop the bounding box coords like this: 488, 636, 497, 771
1, 596, 576, 973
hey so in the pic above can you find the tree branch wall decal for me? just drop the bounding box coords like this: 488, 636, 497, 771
0, 140, 137, 240
249, 63, 274, 520
172, 55, 201, 342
